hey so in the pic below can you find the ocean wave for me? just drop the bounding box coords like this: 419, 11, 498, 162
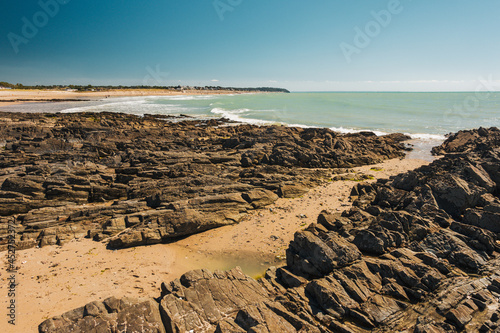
210, 108, 320, 128
158, 95, 217, 101
286, 123, 315, 129
61, 99, 195, 115
406, 133, 446, 141
61, 99, 146, 113
210, 108, 277, 125
329, 126, 389, 136
329, 126, 446, 141
61, 99, 448, 144
61, 105, 107, 113
62, 95, 218, 113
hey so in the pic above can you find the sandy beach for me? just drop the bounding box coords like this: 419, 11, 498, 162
0, 157, 427, 333
0, 89, 251, 107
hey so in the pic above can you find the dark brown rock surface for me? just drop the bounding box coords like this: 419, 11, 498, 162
38, 297, 166, 333
39, 127, 500, 332
0, 111, 409, 251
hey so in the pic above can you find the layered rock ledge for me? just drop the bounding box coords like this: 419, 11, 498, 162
39, 127, 500, 332
0, 111, 409, 251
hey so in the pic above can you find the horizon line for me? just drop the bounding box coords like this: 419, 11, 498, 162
291, 90, 500, 93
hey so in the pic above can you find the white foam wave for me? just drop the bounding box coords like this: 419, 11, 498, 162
210, 108, 320, 128
210, 108, 274, 125
61, 99, 196, 116
61, 99, 146, 113
286, 123, 315, 128
406, 133, 446, 141
61, 95, 218, 114
158, 95, 217, 101
59, 97, 449, 143
329, 126, 446, 140
329, 126, 389, 136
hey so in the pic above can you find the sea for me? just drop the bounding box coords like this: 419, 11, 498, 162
3, 92, 500, 161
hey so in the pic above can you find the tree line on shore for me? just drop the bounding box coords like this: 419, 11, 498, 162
0, 81, 290, 93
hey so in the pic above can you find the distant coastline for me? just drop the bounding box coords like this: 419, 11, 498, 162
0, 85, 290, 106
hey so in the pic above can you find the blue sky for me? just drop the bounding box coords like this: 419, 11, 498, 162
1, 0, 500, 91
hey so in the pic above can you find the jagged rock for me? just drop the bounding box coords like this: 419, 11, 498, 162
429, 175, 485, 217
287, 226, 361, 278
39, 127, 500, 332
463, 207, 500, 233
420, 229, 488, 270
276, 267, 308, 288
159, 267, 320, 332
431, 127, 499, 155
38, 297, 165, 333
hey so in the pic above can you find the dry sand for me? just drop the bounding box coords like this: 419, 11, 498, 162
0, 89, 249, 106
0, 157, 428, 332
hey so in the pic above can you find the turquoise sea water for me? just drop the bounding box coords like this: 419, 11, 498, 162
61, 92, 500, 139
56, 92, 500, 160
3, 92, 496, 159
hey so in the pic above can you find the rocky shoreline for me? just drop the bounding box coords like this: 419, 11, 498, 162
0, 111, 409, 253
36, 126, 500, 332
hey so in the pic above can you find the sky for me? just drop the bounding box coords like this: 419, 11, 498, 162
1, 0, 500, 91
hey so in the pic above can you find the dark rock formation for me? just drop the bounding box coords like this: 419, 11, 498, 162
431, 126, 500, 155
159, 267, 320, 332
39, 297, 166, 333
0, 111, 409, 250
266, 127, 500, 332
39, 127, 500, 332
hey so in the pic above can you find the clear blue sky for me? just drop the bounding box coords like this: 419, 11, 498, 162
1, 0, 499, 91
